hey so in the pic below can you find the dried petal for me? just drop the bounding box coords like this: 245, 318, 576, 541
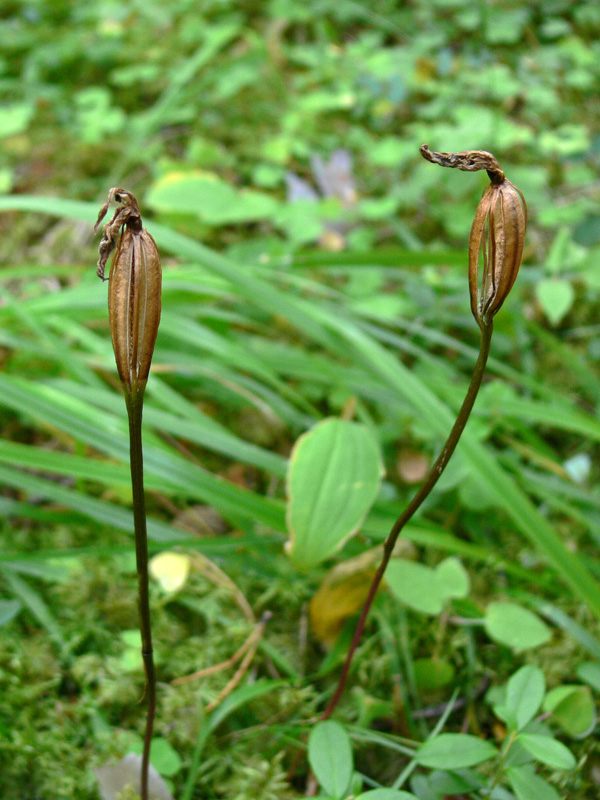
95, 189, 142, 281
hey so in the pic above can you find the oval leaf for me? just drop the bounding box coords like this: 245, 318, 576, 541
434, 557, 470, 599
287, 418, 383, 569
308, 721, 353, 799
543, 685, 596, 737
415, 734, 497, 769
385, 560, 445, 615
518, 733, 576, 769
507, 765, 561, 800
506, 665, 546, 730
484, 602, 551, 652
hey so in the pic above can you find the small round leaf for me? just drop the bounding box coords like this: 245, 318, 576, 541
484, 603, 551, 652
385, 560, 445, 615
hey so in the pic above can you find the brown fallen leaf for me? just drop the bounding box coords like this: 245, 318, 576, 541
310, 539, 416, 647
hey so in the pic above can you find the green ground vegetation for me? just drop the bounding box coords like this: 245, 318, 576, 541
1, 1, 600, 798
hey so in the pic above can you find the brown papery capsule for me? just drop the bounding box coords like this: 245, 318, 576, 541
469, 179, 527, 325
95, 189, 162, 394
420, 144, 527, 327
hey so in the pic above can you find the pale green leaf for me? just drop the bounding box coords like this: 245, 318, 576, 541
507, 766, 561, 800
385, 560, 446, 615
506, 665, 546, 730
543, 685, 596, 737
415, 734, 496, 769
484, 603, 551, 652
518, 733, 576, 769
286, 418, 383, 569
308, 721, 353, 799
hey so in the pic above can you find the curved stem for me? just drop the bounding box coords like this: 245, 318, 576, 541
321, 320, 494, 720
125, 386, 156, 800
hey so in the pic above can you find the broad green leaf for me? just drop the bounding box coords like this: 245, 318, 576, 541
506, 666, 546, 730
543, 685, 596, 737
484, 603, 551, 652
507, 765, 561, 800
415, 734, 497, 769
517, 733, 576, 769
385, 560, 446, 615
286, 418, 383, 569
308, 721, 353, 799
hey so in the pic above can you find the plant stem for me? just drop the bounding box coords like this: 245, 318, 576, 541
321, 320, 494, 720
125, 386, 156, 800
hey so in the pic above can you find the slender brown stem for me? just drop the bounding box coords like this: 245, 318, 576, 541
125, 386, 156, 800
321, 320, 494, 720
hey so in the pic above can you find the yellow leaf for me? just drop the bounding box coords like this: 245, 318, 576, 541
149, 552, 191, 594
310, 540, 415, 647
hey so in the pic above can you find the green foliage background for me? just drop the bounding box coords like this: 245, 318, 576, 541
1, 1, 600, 798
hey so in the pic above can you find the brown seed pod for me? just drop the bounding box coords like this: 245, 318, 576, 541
420, 144, 527, 326
95, 188, 162, 393
469, 179, 527, 324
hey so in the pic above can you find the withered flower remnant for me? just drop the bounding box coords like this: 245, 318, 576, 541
420, 144, 527, 327
94, 188, 162, 800
95, 188, 162, 393
322, 146, 526, 720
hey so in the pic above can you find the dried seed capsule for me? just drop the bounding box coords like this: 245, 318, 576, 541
468, 179, 527, 325
420, 144, 527, 327
95, 189, 162, 393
